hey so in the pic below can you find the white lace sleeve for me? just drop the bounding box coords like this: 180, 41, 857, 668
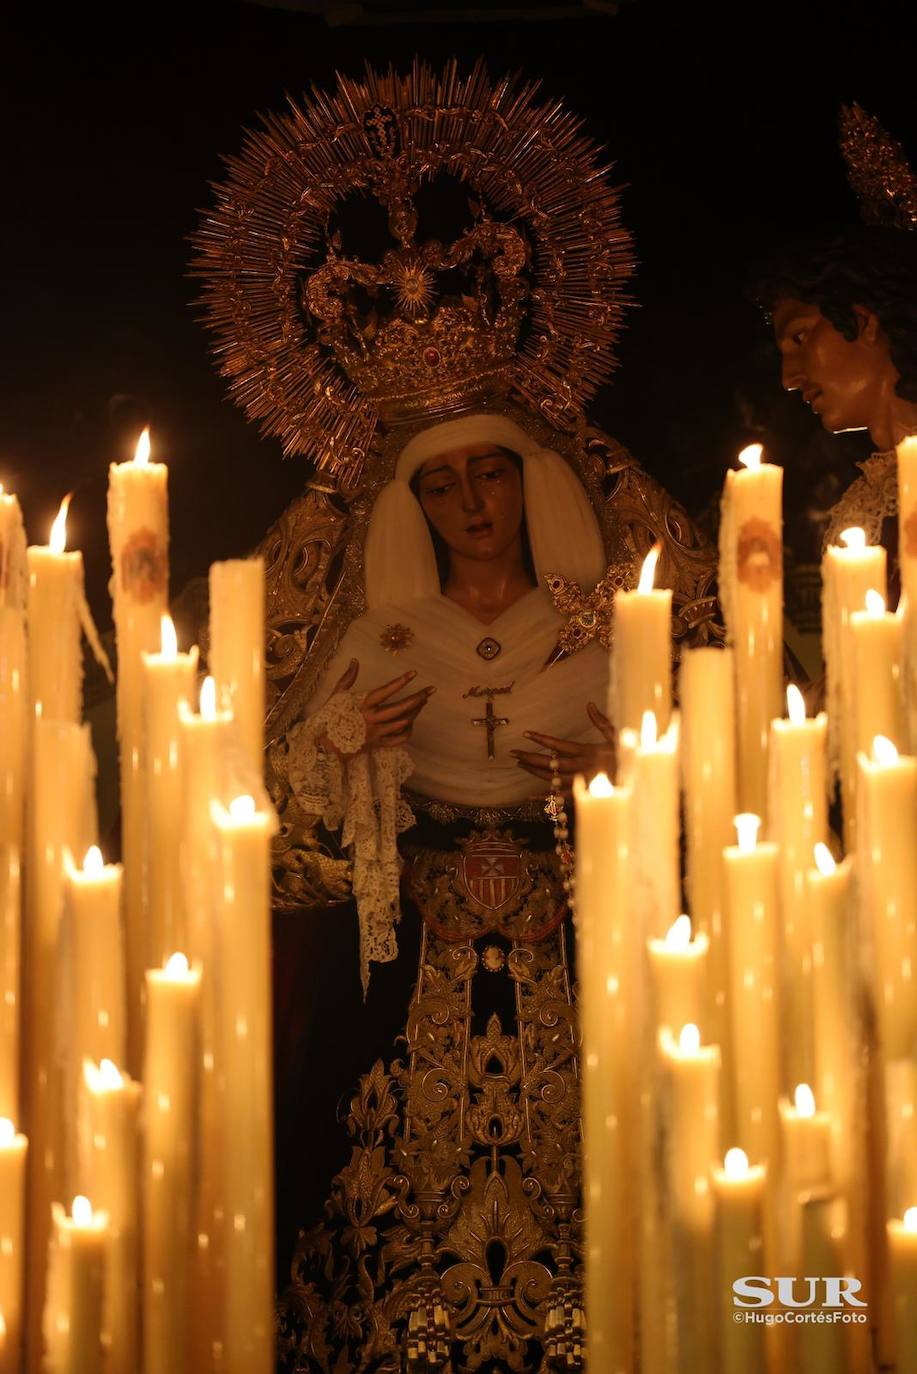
287, 690, 414, 995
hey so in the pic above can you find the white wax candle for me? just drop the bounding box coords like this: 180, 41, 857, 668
888, 1208, 917, 1373
0, 847, 20, 1124
27, 497, 84, 724
25, 719, 97, 1364
679, 646, 736, 1073
647, 914, 710, 1038
209, 559, 265, 777
180, 679, 234, 1371
718, 445, 783, 816
768, 685, 828, 1087
610, 542, 672, 734
798, 1191, 850, 1374
573, 773, 635, 1374
658, 1023, 720, 1373
0, 607, 26, 850
712, 1148, 767, 1374
141, 617, 199, 967
143, 953, 199, 1374
823, 527, 887, 846
857, 736, 917, 1058
43, 1196, 108, 1374
0, 1120, 26, 1374
211, 797, 275, 1374
82, 1061, 140, 1374
723, 816, 781, 1172
851, 589, 904, 756
0, 486, 27, 610
618, 711, 680, 940
107, 428, 169, 1075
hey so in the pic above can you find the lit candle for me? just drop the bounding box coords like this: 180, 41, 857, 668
618, 710, 680, 940
26, 496, 84, 723
82, 1061, 140, 1374
67, 848, 125, 1188
573, 772, 635, 1374
718, 444, 783, 816
24, 718, 98, 1365
711, 1148, 767, 1374
823, 526, 887, 846
0, 846, 20, 1124
808, 846, 867, 1287
857, 734, 917, 1058
679, 646, 736, 1077
211, 796, 276, 1374
107, 427, 169, 1074
888, 1207, 917, 1372
647, 914, 710, 1037
780, 1083, 831, 1191
723, 815, 781, 1172
179, 677, 234, 1370
658, 1022, 720, 1373
141, 616, 199, 967
209, 558, 265, 777
143, 952, 200, 1374
0, 1119, 26, 1374
850, 588, 904, 756
610, 542, 673, 734
0, 604, 26, 848
43, 1195, 108, 1374
768, 684, 828, 1087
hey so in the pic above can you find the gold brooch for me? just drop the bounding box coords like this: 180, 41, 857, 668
544, 567, 620, 656
380, 623, 414, 654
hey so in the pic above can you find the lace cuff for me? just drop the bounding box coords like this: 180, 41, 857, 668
287, 691, 414, 995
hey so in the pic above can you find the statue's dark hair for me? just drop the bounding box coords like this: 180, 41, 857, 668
410, 446, 536, 587
747, 226, 917, 402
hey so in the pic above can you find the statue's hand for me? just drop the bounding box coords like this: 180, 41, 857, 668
330, 659, 435, 752
509, 702, 616, 790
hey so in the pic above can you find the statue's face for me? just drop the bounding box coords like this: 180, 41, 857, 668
415, 443, 525, 563
773, 295, 889, 435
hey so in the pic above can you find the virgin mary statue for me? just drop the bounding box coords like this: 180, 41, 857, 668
194, 60, 719, 1373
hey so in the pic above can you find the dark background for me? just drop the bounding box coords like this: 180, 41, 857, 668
3, 0, 914, 627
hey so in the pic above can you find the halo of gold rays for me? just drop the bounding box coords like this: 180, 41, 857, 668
191, 57, 636, 489
839, 103, 917, 233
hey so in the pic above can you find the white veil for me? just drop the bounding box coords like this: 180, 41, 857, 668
363, 413, 606, 609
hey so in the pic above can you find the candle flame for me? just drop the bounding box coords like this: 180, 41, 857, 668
734, 813, 761, 853
71, 1195, 93, 1225
200, 676, 217, 720
666, 915, 692, 949
640, 710, 658, 749
134, 427, 151, 466
873, 734, 899, 766
794, 1083, 816, 1117
83, 845, 104, 878
49, 494, 72, 554
83, 1057, 124, 1092
865, 588, 886, 616
839, 526, 866, 551
229, 794, 257, 822
738, 443, 764, 471
0, 1118, 15, 1147
160, 614, 178, 660
724, 1147, 749, 1179
786, 684, 806, 725
679, 1023, 701, 1054
99, 1058, 123, 1089
164, 951, 190, 977
814, 843, 837, 877
588, 771, 614, 798
637, 541, 662, 594
904, 1207, 917, 1233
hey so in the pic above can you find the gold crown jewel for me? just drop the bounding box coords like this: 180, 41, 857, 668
839, 103, 917, 232
192, 58, 635, 490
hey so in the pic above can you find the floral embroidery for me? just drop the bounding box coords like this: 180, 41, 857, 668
379, 623, 414, 654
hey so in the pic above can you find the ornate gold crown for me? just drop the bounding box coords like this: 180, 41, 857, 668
839, 103, 917, 232
192, 59, 635, 490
